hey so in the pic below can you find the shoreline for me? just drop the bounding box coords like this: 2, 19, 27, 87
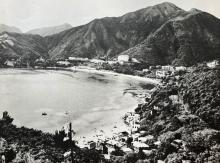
69, 66, 161, 85
0, 66, 161, 85
0, 67, 158, 140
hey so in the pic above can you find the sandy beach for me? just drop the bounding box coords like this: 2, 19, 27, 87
69, 66, 161, 85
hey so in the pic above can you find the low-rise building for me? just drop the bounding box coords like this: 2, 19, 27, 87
56, 60, 71, 67
162, 65, 175, 72
175, 66, 187, 71
207, 60, 219, 68
0, 137, 7, 149
118, 55, 130, 62
132, 141, 149, 152
4, 60, 16, 67
156, 70, 168, 78
68, 57, 89, 62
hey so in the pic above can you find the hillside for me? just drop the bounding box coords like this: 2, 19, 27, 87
0, 2, 220, 66
46, 2, 185, 59
0, 32, 49, 65
27, 23, 72, 37
0, 24, 22, 33
120, 10, 220, 66
133, 65, 220, 162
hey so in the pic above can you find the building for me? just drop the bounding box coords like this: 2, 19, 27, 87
68, 57, 89, 62
118, 55, 130, 62
118, 55, 130, 65
156, 70, 168, 78
161, 65, 175, 72
175, 66, 187, 71
56, 60, 71, 67
4, 60, 16, 67
207, 60, 219, 68
131, 58, 140, 63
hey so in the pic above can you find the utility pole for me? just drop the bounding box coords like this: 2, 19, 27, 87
69, 122, 74, 163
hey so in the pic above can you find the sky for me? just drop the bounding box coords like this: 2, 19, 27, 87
0, 0, 220, 32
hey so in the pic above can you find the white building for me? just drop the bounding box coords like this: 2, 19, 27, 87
175, 66, 187, 71
90, 59, 105, 64
0, 137, 7, 149
207, 60, 219, 68
56, 61, 71, 66
4, 60, 16, 67
118, 55, 130, 62
68, 57, 89, 62
162, 65, 175, 72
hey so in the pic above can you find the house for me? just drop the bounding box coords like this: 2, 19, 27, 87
169, 95, 179, 104
161, 65, 175, 72
131, 123, 140, 132
56, 60, 71, 67
132, 141, 149, 152
68, 57, 89, 65
138, 135, 154, 143
156, 65, 162, 69
35, 57, 46, 67
131, 58, 140, 63
35, 57, 45, 63
207, 60, 219, 68
107, 61, 117, 65
4, 60, 16, 67
175, 66, 187, 71
156, 70, 168, 78
89, 141, 96, 149
118, 55, 130, 65
0, 137, 7, 149
149, 66, 156, 70
90, 59, 105, 64
121, 147, 133, 153
118, 55, 130, 62
142, 69, 149, 73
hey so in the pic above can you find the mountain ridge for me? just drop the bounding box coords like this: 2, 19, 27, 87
0, 24, 22, 34
0, 2, 220, 66
46, 2, 185, 60
26, 23, 72, 37
119, 10, 220, 66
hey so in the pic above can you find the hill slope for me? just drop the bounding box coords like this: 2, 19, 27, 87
1, 2, 220, 66
0, 32, 48, 65
120, 10, 220, 66
46, 2, 185, 59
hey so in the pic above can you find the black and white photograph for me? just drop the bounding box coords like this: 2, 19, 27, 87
0, 0, 220, 162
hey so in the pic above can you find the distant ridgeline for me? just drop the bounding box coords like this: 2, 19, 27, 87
0, 2, 220, 67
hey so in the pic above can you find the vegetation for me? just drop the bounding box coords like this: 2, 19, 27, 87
133, 65, 220, 162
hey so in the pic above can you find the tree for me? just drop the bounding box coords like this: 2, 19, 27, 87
2, 111, 14, 124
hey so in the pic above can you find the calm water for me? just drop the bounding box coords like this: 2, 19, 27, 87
0, 69, 154, 138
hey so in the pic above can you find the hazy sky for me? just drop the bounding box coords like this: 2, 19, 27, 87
0, 0, 219, 32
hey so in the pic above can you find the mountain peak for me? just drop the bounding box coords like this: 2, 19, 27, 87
155, 2, 182, 10
189, 8, 202, 14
